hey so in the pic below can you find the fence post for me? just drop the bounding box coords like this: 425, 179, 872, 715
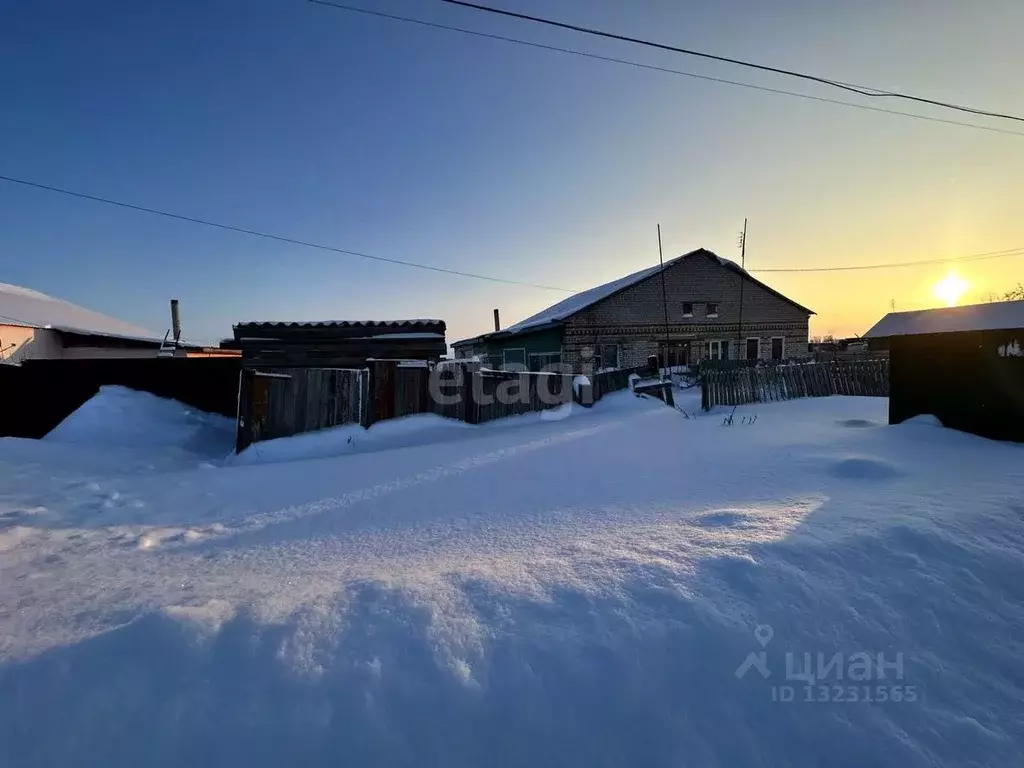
462, 367, 478, 424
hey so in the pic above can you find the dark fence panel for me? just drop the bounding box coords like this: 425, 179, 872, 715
701, 359, 890, 410
592, 366, 647, 402
395, 365, 431, 418
473, 370, 572, 424
889, 331, 1024, 442
236, 367, 365, 451
0, 358, 241, 439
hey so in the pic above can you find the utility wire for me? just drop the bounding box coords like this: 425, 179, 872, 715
435, 0, 1024, 125
2, 173, 1021, 280
306, 1, 1024, 138
749, 247, 1024, 274
0, 174, 576, 293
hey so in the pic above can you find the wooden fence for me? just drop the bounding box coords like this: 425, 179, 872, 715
236, 367, 367, 451
235, 361, 659, 452
421, 366, 573, 424
591, 365, 649, 402
701, 359, 889, 411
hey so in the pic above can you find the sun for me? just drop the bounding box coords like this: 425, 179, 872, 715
932, 271, 969, 307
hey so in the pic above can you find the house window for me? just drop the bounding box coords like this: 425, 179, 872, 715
707, 303, 720, 318
598, 343, 619, 370
771, 337, 785, 361
502, 347, 526, 371
746, 337, 760, 361
708, 340, 729, 360
528, 352, 562, 372
682, 302, 694, 318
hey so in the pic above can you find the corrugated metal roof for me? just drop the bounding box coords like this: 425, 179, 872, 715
863, 300, 1024, 338
233, 319, 444, 330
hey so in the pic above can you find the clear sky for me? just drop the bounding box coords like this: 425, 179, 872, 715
2, 0, 1023, 345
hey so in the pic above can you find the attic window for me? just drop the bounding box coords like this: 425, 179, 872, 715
682, 302, 694, 317
707, 303, 720, 318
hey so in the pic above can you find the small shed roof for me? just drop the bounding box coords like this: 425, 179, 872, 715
863, 300, 1024, 339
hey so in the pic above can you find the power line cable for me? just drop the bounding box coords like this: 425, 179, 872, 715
0, 173, 576, 293
306, 1, 1024, 138
2, 173, 1021, 281
749, 247, 1024, 273
434, 0, 1024, 125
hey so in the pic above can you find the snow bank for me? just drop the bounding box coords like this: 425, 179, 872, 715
44, 385, 234, 457
229, 413, 473, 465
3, 394, 1024, 766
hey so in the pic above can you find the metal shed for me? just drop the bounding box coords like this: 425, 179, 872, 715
864, 301, 1024, 442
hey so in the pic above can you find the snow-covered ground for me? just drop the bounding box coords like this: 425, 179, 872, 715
1, 386, 1023, 766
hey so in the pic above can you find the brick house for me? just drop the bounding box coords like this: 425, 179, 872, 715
452, 249, 813, 371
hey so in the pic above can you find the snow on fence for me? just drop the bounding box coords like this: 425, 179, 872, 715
591, 365, 649, 402
700, 359, 889, 410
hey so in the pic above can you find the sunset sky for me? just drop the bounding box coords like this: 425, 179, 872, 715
2, 0, 1022, 344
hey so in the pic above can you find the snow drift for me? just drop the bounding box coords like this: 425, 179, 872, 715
229, 413, 473, 465
2, 392, 1023, 766
44, 385, 235, 457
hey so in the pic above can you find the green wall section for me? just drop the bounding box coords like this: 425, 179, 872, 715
477, 326, 565, 367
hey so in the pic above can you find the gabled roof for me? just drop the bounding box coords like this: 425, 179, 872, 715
453, 249, 813, 346
0, 282, 159, 340
864, 300, 1024, 338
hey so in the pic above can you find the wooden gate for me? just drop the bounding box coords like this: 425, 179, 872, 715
236, 367, 367, 451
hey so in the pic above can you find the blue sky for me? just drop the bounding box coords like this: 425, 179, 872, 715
2, 0, 1023, 344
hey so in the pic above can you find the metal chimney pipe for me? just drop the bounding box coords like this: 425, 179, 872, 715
170, 299, 181, 342
493, 308, 500, 332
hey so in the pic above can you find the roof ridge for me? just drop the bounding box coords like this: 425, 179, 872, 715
453, 248, 812, 345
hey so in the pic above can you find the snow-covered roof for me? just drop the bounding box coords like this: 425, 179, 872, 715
0, 282, 159, 340
863, 300, 1024, 338
501, 255, 693, 334
454, 249, 811, 345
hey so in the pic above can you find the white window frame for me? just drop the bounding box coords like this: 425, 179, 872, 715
682, 302, 694, 318
502, 347, 527, 371
706, 302, 720, 318
745, 337, 761, 361
770, 336, 785, 361
708, 339, 728, 360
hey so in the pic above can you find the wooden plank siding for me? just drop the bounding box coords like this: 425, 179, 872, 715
232, 320, 447, 369
236, 367, 366, 451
